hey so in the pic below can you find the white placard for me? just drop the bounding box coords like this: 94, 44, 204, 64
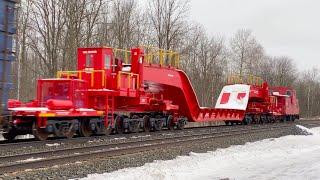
215, 84, 250, 110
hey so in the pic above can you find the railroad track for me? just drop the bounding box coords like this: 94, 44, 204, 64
0, 120, 318, 157
0, 119, 317, 147
0, 123, 275, 157
0, 121, 319, 157
0, 123, 300, 174
0, 125, 237, 156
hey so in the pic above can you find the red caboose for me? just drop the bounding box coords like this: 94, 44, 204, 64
269, 87, 299, 120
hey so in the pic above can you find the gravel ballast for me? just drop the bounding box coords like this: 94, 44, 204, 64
0, 123, 316, 179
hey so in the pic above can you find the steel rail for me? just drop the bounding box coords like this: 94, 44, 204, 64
0, 123, 257, 148
0, 119, 317, 148
0, 124, 295, 174
0, 124, 280, 164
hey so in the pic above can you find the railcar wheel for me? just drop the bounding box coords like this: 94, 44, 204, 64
261, 115, 267, 124
131, 115, 141, 132
64, 125, 75, 139
154, 115, 163, 131
143, 115, 151, 132
242, 119, 248, 125
115, 116, 123, 134
79, 120, 92, 137
104, 124, 114, 135
167, 115, 174, 130
2, 131, 16, 141
177, 119, 185, 130
101, 115, 116, 135
32, 122, 49, 141
65, 130, 75, 139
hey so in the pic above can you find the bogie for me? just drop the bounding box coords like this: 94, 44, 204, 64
79, 119, 93, 137
2, 130, 17, 141
32, 122, 49, 141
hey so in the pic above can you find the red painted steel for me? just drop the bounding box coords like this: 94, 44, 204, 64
6, 46, 299, 131
143, 65, 245, 122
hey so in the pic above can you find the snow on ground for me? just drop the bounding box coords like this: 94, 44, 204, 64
46, 143, 62, 147
81, 126, 320, 180
0, 134, 34, 141
130, 135, 151, 139
18, 157, 44, 163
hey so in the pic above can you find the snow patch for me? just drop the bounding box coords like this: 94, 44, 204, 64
88, 139, 103, 143
296, 125, 315, 135
109, 147, 120, 150
18, 157, 44, 163
80, 127, 320, 180
0, 134, 34, 141
130, 135, 151, 139
114, 137, 127, 140
46, 143, 61, 147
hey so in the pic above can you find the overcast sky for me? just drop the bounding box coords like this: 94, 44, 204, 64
189, 0, 319, 71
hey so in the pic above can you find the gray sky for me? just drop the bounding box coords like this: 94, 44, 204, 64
189, 0, 320, 71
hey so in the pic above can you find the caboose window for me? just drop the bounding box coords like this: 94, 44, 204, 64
269, 90, 273, 95
104, 55, 111, 69
286, 90, 291, 96
86, 54, 93, 67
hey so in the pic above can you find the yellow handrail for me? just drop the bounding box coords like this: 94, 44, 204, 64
57, 70, 106, 88
113, 48, 131, 64
141, 45, 180, 68
227, 74, 263, 86
117, 71, 139, 89
101, 45, 180, 68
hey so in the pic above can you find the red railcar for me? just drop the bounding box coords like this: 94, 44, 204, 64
2, 47, 299, 140
269, 87, 299, 119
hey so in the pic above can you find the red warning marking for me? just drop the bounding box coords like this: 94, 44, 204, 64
237, 92, 246, 100
220, 93, 231, 104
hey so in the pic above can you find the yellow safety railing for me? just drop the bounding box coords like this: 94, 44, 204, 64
57, 70, 106, 88
113, 48, 131, 64
227, 74, 264, 86
117, 71, 139, 89
141, 45, 180, 68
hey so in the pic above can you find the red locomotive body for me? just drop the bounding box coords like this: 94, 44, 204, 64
2, 47, 299, 140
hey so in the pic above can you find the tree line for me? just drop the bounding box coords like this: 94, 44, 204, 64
12, 0, 319, 117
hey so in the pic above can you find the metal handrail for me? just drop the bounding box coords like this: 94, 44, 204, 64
143, 49, 180, 68
117, 71, 139, 89
103, 46, 180, 68
227, 74, 264, 86
113, 48, 131, 64
57, 70, 106, 88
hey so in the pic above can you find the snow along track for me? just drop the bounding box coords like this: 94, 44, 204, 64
87, 126, 320, 180
0, 123, 296, 174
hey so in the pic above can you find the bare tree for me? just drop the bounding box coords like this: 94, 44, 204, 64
181, 25, 227, 106
147, 0, 190, 57
296, 68, 319, 117
110, 0, 137, 49
82, 0, 103, 46
229, 29, 264, 76
61, 0, 87, 70
28, 0, 66, 77
273, 56, 296, 86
